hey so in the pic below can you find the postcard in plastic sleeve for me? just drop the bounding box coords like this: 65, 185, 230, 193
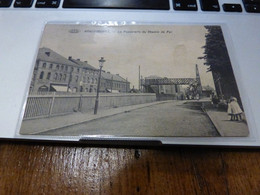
19, 23, 249, 137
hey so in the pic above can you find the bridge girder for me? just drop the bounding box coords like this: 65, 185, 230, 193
142, 78, 200, 86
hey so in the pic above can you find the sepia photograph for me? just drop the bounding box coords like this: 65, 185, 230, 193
19, 24, 249, 137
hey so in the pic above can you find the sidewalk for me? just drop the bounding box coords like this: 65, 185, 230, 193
20, 101, 172, 135
205, 110, 249, 136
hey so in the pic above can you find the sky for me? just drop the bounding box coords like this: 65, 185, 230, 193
40, 24, 216, 89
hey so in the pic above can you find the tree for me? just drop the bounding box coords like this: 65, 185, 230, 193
199, 26, 241, 105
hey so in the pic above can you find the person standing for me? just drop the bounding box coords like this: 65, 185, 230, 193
227, 99, 235, 121
228, 97, 243, 121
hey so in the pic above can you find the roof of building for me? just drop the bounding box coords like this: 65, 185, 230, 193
101, 71, 127, 82
38, 48, 127, 82
37, 48, 76, 66
145, 75, 163, 79
69, 58, 97, 71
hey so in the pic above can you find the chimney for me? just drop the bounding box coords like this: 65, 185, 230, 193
45, 52, 50, 57
68, 56, 72, 60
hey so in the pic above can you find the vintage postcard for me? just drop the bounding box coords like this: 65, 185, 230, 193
19, 24, 249, 137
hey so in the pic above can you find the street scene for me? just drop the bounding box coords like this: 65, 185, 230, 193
37, 100, 219, 136
19, 24, 249, 137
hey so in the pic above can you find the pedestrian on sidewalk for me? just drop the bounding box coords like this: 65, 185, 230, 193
227, 97, 243, 121
212, 94, 219, 108
227, 99, 235, 121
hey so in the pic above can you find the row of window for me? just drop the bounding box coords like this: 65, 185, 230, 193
82, 76, 98, 84
37, 86, 97, 93
41, 62, 98, 75
79, 86, 97, 93
101, 81, 127, 89
39, 71, 98, 84
42, 62, 78, 73
39, 71, 68, 81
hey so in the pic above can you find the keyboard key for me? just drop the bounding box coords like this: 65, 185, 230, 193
173, 0, 198, 11
244, 4, 260, 12
14, 0, 33, 7
243, 0, 260, 13
223, 4, 242, 12
0, 0, 12, 7
243, 0, 260, 4
200, 0, 220, 11
36, 0, 60, 8
63, 0, 170, 10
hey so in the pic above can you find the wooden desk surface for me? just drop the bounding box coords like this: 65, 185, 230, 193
0, 141, 259, 194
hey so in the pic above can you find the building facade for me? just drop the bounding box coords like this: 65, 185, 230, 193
100, 71, 130, 93
68, 57, 99, 93
30, 48, 130, 94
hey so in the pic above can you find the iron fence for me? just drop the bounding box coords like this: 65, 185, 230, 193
23, 93, 156, 120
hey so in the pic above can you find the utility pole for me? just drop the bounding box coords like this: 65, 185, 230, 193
195, 64, 202, 96
139, 65, 141, 91
140, 75, 143, 93
67, 67, 73, 92
125, 77, 128, 93
111, 75, 113, 92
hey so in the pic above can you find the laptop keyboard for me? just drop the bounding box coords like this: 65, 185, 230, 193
0, 0, 260, 13
62, 0, 169, 9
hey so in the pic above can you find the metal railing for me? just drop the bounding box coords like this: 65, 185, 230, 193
23, 93, 156, 120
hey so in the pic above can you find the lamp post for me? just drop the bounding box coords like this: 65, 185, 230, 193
94, 57, 105, 115
67, 67, 73, 92
125, 77, 128, 93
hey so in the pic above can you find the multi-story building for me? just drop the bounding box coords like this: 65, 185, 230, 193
68, 57, 99, 93
100, 71, 130, 93
30, 47, 99, 93
30, 47, 130, 94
